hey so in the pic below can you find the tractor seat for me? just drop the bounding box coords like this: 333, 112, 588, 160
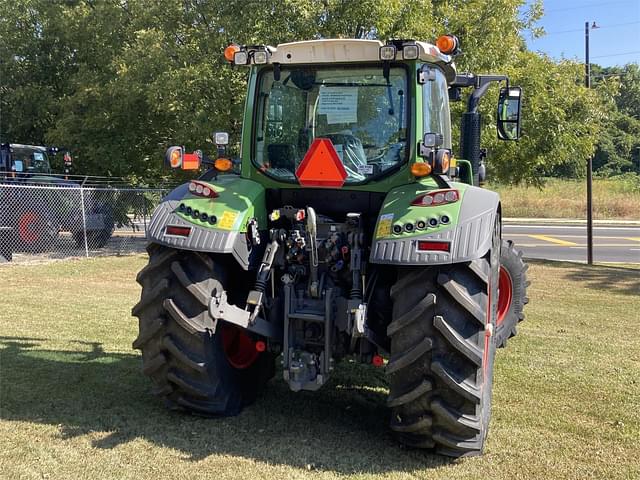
267, 144, 297, 170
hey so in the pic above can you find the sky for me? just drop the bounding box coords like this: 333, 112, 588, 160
524, 0, 640, 67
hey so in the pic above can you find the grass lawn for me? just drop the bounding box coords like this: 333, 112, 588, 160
492, 177, 640, 220
1, 256, 639, 479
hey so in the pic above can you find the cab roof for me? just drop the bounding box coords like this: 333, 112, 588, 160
237, 39, 457, 83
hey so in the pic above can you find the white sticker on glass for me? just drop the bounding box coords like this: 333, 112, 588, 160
319, 86, 358, 124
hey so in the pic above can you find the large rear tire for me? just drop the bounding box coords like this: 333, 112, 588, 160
495, 240, 529, 348
132, 244, 275, 415
386, 221, 499, 457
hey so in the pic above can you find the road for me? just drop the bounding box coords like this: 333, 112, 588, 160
503, 223, 640, 264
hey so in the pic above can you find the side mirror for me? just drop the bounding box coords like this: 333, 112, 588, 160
497, 86, 522, 141
164, 146, 201, 170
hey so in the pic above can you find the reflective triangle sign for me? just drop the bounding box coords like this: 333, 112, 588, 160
295, 138, 348, 187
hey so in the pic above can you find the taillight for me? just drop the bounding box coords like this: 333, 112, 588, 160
188, 181, 218, 199
411, 189, 459, 207
416, 240, 450, 252
165, 226, 191, 237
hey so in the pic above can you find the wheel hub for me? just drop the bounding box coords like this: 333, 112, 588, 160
497, 266, 513, 326
18, 212, 40, 243
220, 322, 260, 369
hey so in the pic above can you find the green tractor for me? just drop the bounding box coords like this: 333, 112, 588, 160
132, 35, 528, 457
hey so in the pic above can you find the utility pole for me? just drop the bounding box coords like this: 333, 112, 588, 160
585, 21, 598, 266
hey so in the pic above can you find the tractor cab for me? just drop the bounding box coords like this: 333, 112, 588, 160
1, 144, 52, 176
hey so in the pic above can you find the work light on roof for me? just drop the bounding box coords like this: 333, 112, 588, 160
253, 48, 269, 64
234, 50, 249, 65
403, 44, 419, 60
379, 45, 396, 61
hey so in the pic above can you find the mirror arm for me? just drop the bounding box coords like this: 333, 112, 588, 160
465, 75, 509, 113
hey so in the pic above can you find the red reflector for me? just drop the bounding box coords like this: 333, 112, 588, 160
255, 340, 266, 352
417, 241, 450, 252
182, 153, 201, 170
165, 226, 191, 237
296, 138, 348, 187
372, 354, 384, 367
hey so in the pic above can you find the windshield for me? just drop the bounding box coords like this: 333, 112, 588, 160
11, 147, 51, 174
254, 65, 409, 184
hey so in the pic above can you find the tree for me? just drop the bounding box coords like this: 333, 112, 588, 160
0, 0, 610, 184
591, 64, 640, 174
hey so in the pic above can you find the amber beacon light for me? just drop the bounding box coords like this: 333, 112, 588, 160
436, 35, 459, 55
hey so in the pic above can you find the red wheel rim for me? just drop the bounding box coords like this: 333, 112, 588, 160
18, 212, 39, 243
220, 322, 259, 369
497, 266, 513, 326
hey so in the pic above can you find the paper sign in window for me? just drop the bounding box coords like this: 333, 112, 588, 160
319, 86, 358, 124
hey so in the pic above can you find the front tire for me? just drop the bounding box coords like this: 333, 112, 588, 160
386, 222, 499, 457
132, 244, 274, 415
496, 240, 529, 348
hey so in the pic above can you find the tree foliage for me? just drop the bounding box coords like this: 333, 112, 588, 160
0, 0, 632, 184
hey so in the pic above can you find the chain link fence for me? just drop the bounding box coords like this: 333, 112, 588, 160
0, 182, 169, 264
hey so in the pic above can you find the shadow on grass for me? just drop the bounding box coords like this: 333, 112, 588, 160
527, 259, 640, 297
0, 336, 453, 474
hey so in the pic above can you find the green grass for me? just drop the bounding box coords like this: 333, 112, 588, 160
492, 176, 640, 220
1, 256, 639, 479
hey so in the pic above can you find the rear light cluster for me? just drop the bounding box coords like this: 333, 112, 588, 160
188, 180, 218, 198
392, 214, 450, 235
178, 203, 217, 225
411, 189, 459, 207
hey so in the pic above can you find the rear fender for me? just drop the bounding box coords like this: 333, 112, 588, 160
370, 182, 499, 265
147, 175, 267, 270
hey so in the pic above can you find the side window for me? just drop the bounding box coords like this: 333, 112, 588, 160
422, 67, 452, 148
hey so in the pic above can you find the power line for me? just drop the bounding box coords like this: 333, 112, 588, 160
534, 21, 640, 36
591, 50, 640, 58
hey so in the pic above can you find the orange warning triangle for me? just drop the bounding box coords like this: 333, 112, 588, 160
295, 138, 348, 187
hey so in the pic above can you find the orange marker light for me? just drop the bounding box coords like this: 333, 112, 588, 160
436, 35, 459, 55
214, 158, 233, 171
441, 152, 450, 172
411, 162, 432, 177
224, 44, 240, 62
169, 148, 182, 168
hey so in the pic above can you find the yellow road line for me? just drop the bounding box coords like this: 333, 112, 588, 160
625, 237, 640, 242
528, 234, 578, 246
